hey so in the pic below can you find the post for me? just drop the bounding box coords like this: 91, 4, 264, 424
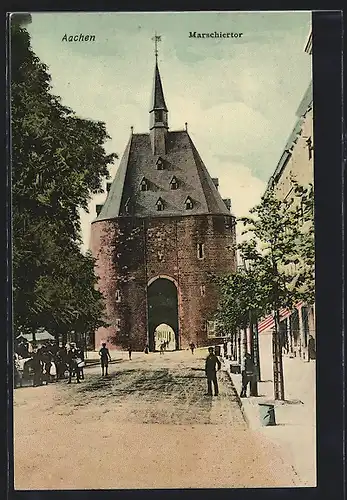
273, 310, 285, 400
254, 316, 261, 382
249, 311, 258, 396
298, 305, 306, 360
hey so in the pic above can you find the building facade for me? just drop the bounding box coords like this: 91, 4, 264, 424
263, 30, 315, 360
90, 60, 237, 351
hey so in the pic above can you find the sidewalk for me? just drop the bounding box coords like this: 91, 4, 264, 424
223, 331, 316, 487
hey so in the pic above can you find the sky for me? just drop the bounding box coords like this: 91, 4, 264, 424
27, 11, 312, 251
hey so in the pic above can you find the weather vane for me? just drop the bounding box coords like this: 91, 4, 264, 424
151, 32, 162, 62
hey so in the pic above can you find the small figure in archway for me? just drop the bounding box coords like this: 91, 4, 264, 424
189, 342, 196, 354
205, 347, 221, 396
160, 342, 165, 355
99, 343, 111, 376
128, 345, 132, 360
144, 344, 149, 354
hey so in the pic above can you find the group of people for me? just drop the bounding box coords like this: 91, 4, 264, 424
14, 341, 86, 387
204, 346, 256, 398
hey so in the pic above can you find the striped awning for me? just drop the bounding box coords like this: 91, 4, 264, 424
257, 301, 304, 333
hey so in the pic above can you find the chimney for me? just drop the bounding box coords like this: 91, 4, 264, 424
223, 198, 231, 211
106, 182, 112, 193
212, 178, 219, 190
96, 204, 103, 216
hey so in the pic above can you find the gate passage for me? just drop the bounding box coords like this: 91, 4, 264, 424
147, 277, 179, 351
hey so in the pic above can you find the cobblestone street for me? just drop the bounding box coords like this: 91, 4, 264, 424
14, 349, 299, 490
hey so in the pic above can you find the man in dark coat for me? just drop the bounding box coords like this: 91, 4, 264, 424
240, 353, 255, 397
67, 342, 82, 383
205, 347, 221, 396
307, 335, 316, 361
99, 343, 111, 376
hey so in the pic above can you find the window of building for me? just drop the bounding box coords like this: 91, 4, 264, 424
197, 243, 205, 259
185, 196, 193, 210
115, 290, 121, 303
170, 176, 179, 190
124, 198, 130, 214
200, 284, 206, 297
156, 157, 164, 170
157, 251, 164, 262
140, 178, 149, 191
155, 110, 164, 122
156, 197, 164, 211
115, 318, 121, 331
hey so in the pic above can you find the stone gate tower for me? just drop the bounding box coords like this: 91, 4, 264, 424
90, 58, 237, 351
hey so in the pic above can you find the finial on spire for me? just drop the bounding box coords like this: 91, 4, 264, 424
152, 32, 162, 62
130, 126, 134, 134
185, 122, 188, 131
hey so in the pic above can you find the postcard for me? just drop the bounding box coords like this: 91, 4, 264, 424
10, 11, 316, 490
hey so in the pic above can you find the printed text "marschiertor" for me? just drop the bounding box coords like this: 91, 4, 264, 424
189, 32, 243, 38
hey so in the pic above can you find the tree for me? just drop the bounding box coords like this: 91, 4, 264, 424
11, 23, 117, 340
238, 184, 314, 400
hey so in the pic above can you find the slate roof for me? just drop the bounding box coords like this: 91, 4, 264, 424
94, 130, 231, 221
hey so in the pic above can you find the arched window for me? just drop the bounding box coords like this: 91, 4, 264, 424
197, 243, 205, 259
155, 110, 164, 122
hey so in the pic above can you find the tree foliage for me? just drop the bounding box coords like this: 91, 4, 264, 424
213, 181, 315, 331
11, 24, 117, 339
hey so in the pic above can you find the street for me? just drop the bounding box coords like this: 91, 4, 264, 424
14, 349, 299, 489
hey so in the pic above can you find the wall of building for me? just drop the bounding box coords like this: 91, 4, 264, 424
90, 214, 237, 350
273, 105, 314, 200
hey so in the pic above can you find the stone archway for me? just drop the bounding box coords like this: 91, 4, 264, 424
147, 277, 179, 351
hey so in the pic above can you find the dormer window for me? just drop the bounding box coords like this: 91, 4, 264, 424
140, 178, 149, 192
185, 196, 194, 210
156, 197, 164, 211
170, 176, 179, 190
156, 157, 164, 170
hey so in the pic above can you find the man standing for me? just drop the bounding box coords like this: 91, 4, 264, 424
67, 342, 81, 384
205, 347, 221, 396
128, 344, 132, 360
99, 342, 111, 376
189, 342, 196, 354
240, 353, 255, 397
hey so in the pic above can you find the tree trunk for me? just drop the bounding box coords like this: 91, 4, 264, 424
254, 316, 261, 382
249, 312, 258, 396
273, 310, 285, 400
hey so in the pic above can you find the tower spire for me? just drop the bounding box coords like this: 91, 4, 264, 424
149, 33, 168, 155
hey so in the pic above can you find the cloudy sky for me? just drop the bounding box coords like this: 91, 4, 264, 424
27, 11, 312, 251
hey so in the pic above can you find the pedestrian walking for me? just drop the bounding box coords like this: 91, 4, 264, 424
240, 353, 255, 397
99, 342, 111, 376
226, 340, 232, 360
144, 344, 149, 354
128, 345, 132, 360
189, 342, 196, 354
67, 342, 81, 384
205, 347, 221, 396
76, 344, 85, 380
160, 342, 165, 355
